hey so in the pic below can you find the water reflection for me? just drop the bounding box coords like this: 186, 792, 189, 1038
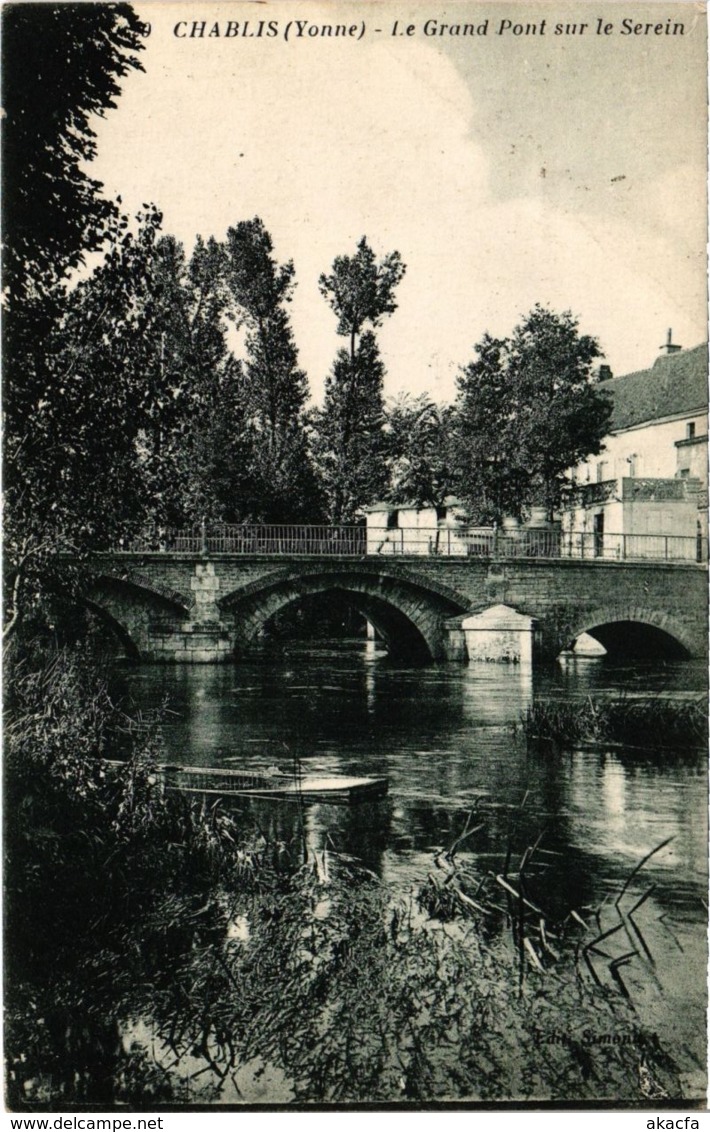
113, 643, 707, 1081
555, 652, 705, 696
459, 662, 533, 724
116, 644, 707, 908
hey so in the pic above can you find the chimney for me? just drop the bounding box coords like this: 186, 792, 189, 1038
660, 328, 682, 355
597, 364, 613, 381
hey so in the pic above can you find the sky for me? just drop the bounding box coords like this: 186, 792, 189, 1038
90, 0, 708, 405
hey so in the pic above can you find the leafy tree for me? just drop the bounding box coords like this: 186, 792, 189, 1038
314, 238, 405, 523
5, 200, 247, 640
2, 3, 145, 301
318, 236, 406, 362
132, 232, 234, 527
386, 393, 456, 510
453, 306, 612, 523
450, 333, 532, 524
4, 212, 232, 632
177, 357, 261, 524
223, 219, 320, 522
4, 209, 164, 642
311, 332, 389, 524
3, 3, 146, 640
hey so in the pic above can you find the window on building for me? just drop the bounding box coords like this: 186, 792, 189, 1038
686, 422, 696, 440
387, 509, 399, 530
626, 455, 637, 477
435, 505, 447, 522
596, 462, 607, 483
593, 511, 604, 556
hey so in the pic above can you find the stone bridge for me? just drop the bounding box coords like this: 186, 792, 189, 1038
83, 551, 707, 665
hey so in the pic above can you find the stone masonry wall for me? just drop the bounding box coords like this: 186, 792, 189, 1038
91, 553, 707, 663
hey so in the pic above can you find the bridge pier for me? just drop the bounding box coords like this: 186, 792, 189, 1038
462, 604, 536, 665
190, 561, 222, 624
164, 624, 233, 663
136, 617, 233, 663
442, 618, 467, 662
444, 606, 538, 664
152, 562, 233, 662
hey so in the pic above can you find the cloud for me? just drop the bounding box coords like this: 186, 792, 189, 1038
91, 6, 707, 402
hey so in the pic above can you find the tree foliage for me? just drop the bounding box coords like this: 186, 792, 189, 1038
312, 332, 389, 523
3, 3, 146, 639
223, 219, 320, 522
318, 236, 406, 359
2, 3, 145, 301
386, 393, 455, 510
313, 239, 405, 523
453, 306, 612, 523
4, 208, 160, 640
129, 231, 233, 526
178, 357, 261, 524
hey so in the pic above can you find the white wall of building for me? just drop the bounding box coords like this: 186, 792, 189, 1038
573, 411, 705, 485
365, 502, 472, 555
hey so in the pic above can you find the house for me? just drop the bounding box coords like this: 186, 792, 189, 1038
364, 336, 707, 562
363, 497, 475, 555
363, 498, 557, 557
561, 337, 708, 560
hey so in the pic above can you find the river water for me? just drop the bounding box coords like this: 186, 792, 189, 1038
115, 643, 708, 1091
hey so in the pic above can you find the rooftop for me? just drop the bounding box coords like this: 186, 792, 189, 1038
363, 496, 462, 514
605, 343, 708, 432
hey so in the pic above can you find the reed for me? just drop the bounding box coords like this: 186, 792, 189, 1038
524, 694, 707, 749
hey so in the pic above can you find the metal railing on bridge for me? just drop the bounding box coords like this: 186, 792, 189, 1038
117, 525, 370, 556
112, 524, 706, 563
562, 531, 705, 563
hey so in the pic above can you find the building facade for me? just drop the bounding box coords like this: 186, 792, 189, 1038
561, 341, 708, 561
363, 340, 707, 562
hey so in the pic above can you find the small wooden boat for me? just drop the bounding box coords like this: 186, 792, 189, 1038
158, 762, 389, 805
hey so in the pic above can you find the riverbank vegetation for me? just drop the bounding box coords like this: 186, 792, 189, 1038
5, 643, 686, 1107
524, 695, 707, 750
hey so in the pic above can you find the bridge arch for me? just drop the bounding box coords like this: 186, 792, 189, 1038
219, 564, 470, 661
564, 605, 694, 659
90, 570, 192, 613
84, 574, 193, 661
84, 599, 142, 661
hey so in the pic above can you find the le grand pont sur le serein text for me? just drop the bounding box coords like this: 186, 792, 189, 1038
168, 15, 687, 39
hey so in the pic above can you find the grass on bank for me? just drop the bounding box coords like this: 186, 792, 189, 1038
523, 694, 707, 750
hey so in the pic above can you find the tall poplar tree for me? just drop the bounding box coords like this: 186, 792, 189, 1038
313, 238, 405, 523
223, 219, 319, 522
180, 357, 261, 524
135, 232, 232, 526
